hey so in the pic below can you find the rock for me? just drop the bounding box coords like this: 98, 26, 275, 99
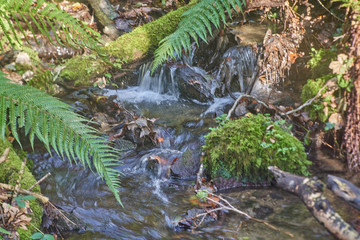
175, 66, 215, 102
15, 52, 31, 66
22, 70, 34, 82
4, 64, 16, 71
114, 138, 137, 152
115, 18, 132, 33
234, 101, 248, 117
175, 208, 216, 229
171, 148, 201, 178
253, 205, 274, 219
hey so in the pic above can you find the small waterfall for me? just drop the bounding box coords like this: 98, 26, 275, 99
138, 63, 180, 98
217, 45, 260, 95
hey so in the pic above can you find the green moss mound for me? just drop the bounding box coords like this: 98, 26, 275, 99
0, 139, 42, 239
202, 114, 311, 182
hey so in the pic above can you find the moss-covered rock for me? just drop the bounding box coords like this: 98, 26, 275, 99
202, 114, 311, 183
0, 139, 43, 239
60, 2, 195, 88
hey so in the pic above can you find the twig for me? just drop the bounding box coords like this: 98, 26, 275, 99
203, 191, 294, 238
12, 158, 27, 201
27, 173, 51, 191
196, 163, 204, 189
316, 0, 344, 22
0, 148, 10, 164
227, 78, 335, 118
0, 183, 49, 204
171, 207, 224, 224
279, 84, 329, 116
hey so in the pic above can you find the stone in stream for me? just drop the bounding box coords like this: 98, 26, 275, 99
170, 148, 201, 179
174, 66, 215, 102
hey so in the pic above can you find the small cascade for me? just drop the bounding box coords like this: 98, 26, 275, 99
217, 45, 260, 96
138, 63, 179, 98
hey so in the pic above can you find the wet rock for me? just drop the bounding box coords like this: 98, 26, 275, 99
171, 148, 201, 178
234, 101, 249, 117
175, 208, 216, 229
253, 205, 274, 219
115, 18, 132, 33
175, 66, 215, 102
114, 138, 137, 152
42, 205, 86, 236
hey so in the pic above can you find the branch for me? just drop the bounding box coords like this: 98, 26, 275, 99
204, 192, 294, 238
27, 172, 51, 191
0, 183, 49, 204
327, 175, 360, 210
269, 166, 360, 240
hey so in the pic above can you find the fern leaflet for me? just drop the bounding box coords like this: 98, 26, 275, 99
0, 0, 101, 52
0, 72, 123, 206
152, 0, 246, 72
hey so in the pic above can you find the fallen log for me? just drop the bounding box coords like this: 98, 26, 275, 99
268, 166, 360, 240
327, 175, 360, 211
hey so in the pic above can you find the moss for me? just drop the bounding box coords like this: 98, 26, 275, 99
202, 114, 311, 182
0, 139, 42, 239
301, 74, 336, 122
307, 48, 337, 79
103, 2, 194, 60
29, 70, 56, 94
59, 54, 108, 88
60, 2, 195, 87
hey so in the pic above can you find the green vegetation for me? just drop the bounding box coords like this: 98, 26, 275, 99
301, 74, 335, 122
0, 139, 42, 239
202, 114, 311, 182
307, 48, 337, 79
152, 0, 246, 72
0, 72, 122, 206
0, 0, 100, 52
61, 2, 195, 87
302, 48, 354, 123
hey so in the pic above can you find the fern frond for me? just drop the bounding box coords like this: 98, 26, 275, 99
0, 72, 123, 206
0, 0, 101, 52
152, 0, 246, 72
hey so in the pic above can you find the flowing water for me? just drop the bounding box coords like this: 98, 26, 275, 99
30, 43, 336, 239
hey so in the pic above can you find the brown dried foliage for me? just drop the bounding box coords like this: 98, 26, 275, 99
344, 11, 360, 171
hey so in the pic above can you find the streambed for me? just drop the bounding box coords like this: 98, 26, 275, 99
30, 85, 334, 240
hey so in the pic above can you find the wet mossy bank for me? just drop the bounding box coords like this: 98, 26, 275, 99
0, 139, 43, 239
60, 2, 195, 88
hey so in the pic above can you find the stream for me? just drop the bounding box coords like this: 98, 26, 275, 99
29, 21, 336, 239
29, 78, 333, 240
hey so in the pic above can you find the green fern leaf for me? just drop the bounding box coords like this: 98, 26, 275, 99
0, 0, 101, 52
152, 0, 246, 72
0, 72, 123, 206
